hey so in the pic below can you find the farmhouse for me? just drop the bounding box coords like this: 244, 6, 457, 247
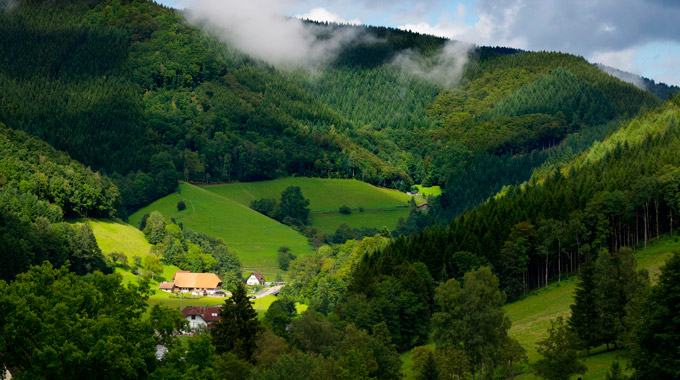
159, 271, 223, 295
246, 271, 266, 286
181, 306, 221, 330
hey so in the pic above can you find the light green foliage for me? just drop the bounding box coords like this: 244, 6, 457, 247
143, 254, 163, 279
143, 211, 166, 245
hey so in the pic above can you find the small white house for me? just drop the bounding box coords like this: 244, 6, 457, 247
246, 271, 266, 286
181, 306, 221, 331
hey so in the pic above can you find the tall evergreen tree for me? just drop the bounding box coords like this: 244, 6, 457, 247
212, 283, 262, 362
568, 263, 601, 352
629, 252, 680, 380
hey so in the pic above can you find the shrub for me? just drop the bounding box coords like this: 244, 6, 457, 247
177, 200, 186, 211
339, 205, 352, 214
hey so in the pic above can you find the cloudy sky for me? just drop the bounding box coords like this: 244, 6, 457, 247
162, 0, 680, 86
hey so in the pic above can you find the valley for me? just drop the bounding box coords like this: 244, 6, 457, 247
0, 1, 679, 379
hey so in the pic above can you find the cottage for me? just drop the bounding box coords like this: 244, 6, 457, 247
158, 281, 174, 293
246, 271, 266, 286
171, 271, 223, 295
417, 203, 429, 211
181, 306, 221, 330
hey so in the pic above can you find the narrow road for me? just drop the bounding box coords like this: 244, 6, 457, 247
251, 285, 284, 299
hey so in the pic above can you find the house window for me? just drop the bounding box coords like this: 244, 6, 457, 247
191, 315, 196, 320
212, 313, 217, 317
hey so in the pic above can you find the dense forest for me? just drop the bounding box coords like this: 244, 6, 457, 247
357, 94, 680, 300
0, 122, 116, 281
0, 0, 669, 219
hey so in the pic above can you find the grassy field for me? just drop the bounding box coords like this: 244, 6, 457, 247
309, 208, 410, 235
401, 236, 677, 379
200, 178, 414, 212
128, 182, 314, 279
88, 218, 153, 260
414, 185, 442, 197
200, 177, 417, 235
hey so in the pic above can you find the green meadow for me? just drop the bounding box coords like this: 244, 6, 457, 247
309, 208, 410, 235
200, 177, 416, 234
200, 178, 413, 212
88, 218, 153, 260
129, 182, 314, 279
414, 184, 442, 197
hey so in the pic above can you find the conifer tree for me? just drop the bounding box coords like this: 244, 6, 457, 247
212, 283, 261, 362
568, 263, 601, 352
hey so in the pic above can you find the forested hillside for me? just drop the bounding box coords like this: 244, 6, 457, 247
354, 93, 680, 302
0, 0, 410, 217
0, 122, 116, 281
0, 0, 667, 221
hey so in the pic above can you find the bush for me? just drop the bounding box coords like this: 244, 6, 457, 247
177, 200, 186, 211
339, 205, 352, 214
277, 246, 296, 271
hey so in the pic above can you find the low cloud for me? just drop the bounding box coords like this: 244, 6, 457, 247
296, 7, 361, 25
390, 41, 473, 88
183, 0, 361, 68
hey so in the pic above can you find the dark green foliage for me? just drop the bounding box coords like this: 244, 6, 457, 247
0, 123, 119, 218
568, 264, 601, 351
629, 252, 680, 380
211, 283, 261, 362
534, 317, 587, 380
358, 98, 680, 298
0, 262, 187, 380
0, 1, 411, 217
176, 200, 186, 211
138, 213, 150, 231
342, 261, 433, 351
338, 205, 351, 214
0, 124, 117, 281
278, 186, 311, 226
250, 198, 278, 218
487, 68, 615, 126
277, 246, 295, 271
288, 311, 341, 356
332, 223, 379, 244
262, 297, 297, 337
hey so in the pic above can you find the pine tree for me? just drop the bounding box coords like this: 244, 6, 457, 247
212, 283, 261, 362
568, 263, 601, 352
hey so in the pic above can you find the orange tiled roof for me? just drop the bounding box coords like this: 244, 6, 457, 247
173, 272, 222, 289
159, 281, 174, 289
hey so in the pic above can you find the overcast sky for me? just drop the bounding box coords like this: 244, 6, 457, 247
162, 0, 680, 86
